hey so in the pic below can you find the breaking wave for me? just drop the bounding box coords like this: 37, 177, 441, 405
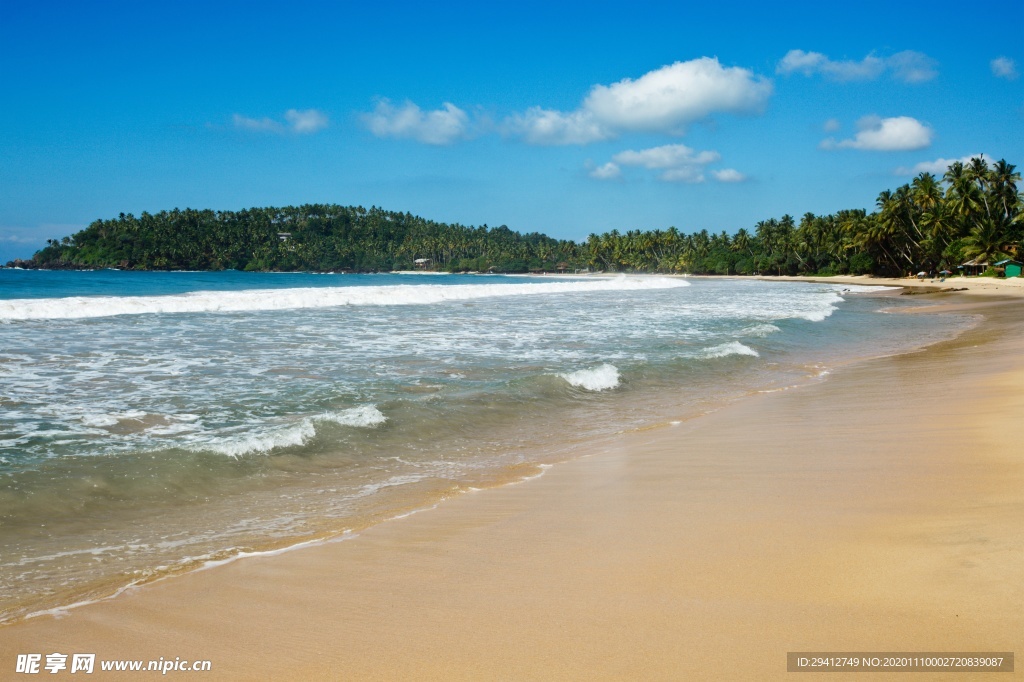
197, 405, 386, 458
0, 277, 689, 321
700, 342, 760, 359
560, 364, 620, 391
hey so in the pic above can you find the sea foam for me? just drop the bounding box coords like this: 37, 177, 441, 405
560, 364, 620, 391
199, 405, 386, 458
700, 342, 760, 359
0, 276, 689, 321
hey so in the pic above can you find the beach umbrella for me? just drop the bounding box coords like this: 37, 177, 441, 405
939, 269, 952, 274
917, 271, 927, 277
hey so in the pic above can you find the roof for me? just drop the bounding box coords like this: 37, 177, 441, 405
993, 259, 1022, 266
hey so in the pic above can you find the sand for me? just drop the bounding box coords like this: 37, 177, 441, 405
1, 291, 1022, 680
745, 273, 1024, 297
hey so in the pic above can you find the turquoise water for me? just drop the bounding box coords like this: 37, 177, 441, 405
0, 271, 968, 621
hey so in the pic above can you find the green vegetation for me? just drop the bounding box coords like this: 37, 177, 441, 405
12, 157, 1022, 276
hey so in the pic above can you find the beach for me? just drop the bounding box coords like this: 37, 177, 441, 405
1, 281, 1021, 680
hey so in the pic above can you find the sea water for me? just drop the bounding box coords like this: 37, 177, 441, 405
0, 270, 970, 621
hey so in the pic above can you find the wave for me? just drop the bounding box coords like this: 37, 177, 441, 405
197, 405, 386, 458
560, 364, 620, 391
316, 405, 387, 428
0, 276, 689, 321
700, 342, 759, 359
742, 323, 781, 337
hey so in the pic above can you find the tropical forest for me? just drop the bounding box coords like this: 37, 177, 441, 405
9, 156, 1022, 277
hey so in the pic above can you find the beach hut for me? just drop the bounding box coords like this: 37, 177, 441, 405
413, 258, 431, 270
958, 257, 989, 276
994, 259, 1023, 278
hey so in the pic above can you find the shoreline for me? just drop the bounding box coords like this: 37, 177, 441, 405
2, 291, 1022, 679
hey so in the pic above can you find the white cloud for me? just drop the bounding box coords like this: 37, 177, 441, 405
506, 108, 610, 145
660, 167, 706, 183
284, 109, 329, 134
894, 154, 985, 176
583, 58, 773, 133
823, 118, 841, 132
588, 162, 622, 180
232, 114, 284, 133
885, 51, 940, 84
232, 109, 329, 135
362, 99, 469, 145
612, 144, 719, 169
598, 143, 723, 183
991, 57, 1018, 80
820, 115, 933, 151
507, 57, 772, 145
778, 49, 937, 83
711, 168, 747, 183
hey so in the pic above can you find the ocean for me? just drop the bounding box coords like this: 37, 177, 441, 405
0, 270, 971, 622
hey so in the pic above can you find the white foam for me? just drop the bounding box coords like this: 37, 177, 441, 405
316, 405, 387, 428
204, 421, 316, 458
560, 364, 620, 391
79, 414, 119, 428
742, 323, 781, 337
0, 276, 690, 321
199, 405, 385, 458
701, 341, 760, 359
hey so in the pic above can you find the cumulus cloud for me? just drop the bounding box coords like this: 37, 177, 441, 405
711, 168, 747, 183
507, 108, 610, 145
507, 57, 772, 145
232, 109, 329, 135
820, 115, 933, 151
362, 99, 470, 145
886, 51, 940, 83
612, 144, 720, 169
778, 49, 937, 83
284, 109, 329, 133
588, 161, 622, 180
823, 118, 841, 132
596, 143, 727, 183
991, 57, 1018, 80
894, 154, 985, 176
584, 58, 773, 132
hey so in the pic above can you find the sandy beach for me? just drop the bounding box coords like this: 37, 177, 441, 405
2, 284, 1022, 680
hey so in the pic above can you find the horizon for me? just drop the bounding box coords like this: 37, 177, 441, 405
2, 0, 1022, 262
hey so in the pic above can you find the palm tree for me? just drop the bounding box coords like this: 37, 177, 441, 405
961, 217, 1011, 264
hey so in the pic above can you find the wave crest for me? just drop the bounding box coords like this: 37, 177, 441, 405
560, 364, 620, 391
198, 405, 386, 458
0, 277, 689, 321
700, 342, 759, 359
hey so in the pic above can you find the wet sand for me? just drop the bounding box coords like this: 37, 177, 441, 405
2, 293, 1022, 680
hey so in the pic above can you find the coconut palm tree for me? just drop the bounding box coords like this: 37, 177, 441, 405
961, 217, 1011, 264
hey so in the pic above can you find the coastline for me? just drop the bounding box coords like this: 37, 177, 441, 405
747, 274, 1024, 297
2, 291, 1022, 679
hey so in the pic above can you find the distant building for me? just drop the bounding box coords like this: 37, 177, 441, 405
958, 257, 989, 276
414, 258, 431, 269
277, 232, 291, 241
994, 259, 1023, 278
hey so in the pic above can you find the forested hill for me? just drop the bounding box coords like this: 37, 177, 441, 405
15, 205, 580, 273
9, 157, 1023, 276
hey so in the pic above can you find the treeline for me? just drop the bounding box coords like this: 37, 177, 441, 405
18, 205, 580, 273
580, 157, 1021, 276
12, 157, 1022, 276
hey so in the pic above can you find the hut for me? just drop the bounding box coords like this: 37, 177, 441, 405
994, 259, 1023, 278
958, 257, 989, 276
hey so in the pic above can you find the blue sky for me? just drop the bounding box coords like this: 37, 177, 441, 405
1, 0, 1022, 261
